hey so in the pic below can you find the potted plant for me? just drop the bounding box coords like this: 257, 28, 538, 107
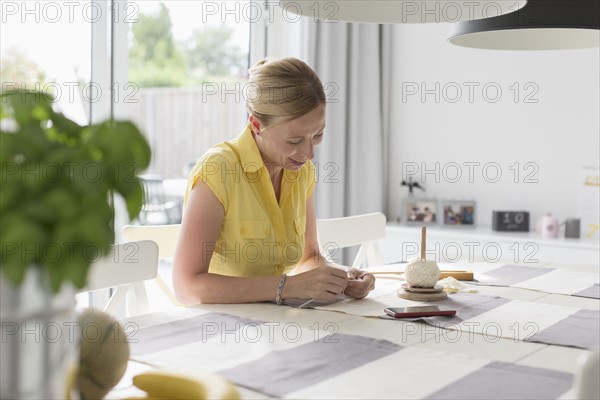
0, 90, 151, 398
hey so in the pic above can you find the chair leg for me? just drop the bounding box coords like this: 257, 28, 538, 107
154, 275, 183, 307
131, 281, 150, 315
366, 242, 383, 267
352, 245, 367, 269
103, 285, 131, 317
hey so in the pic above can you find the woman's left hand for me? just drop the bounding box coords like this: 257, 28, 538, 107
343, 268, 375, 299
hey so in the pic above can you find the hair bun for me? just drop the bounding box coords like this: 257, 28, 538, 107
248, 58, 270, 77
245, 57, 325, 127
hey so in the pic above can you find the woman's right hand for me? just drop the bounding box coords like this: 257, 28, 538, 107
284, 266, 348, 302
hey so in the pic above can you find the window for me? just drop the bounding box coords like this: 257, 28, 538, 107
1, 0, 93, 124
1, 0, 264, 310
120, 1, 253, 179
1, 0, 261, 181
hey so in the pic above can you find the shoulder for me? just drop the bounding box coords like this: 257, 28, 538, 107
200, 140, 240, 165
187, 138, 242, 193
186, 140, 243, 210
190, 140, 242, 177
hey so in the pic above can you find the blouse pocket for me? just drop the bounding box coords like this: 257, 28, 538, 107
287, 215, 306, 264
240, 220, 270, 239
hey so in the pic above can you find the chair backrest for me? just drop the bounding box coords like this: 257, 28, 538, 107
122, 224, 182, 306
81, 240, 159, 317
316, 212, 386, 268
122, 224, 181, 259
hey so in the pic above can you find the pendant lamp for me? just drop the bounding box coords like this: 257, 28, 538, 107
449, 0, 600, 50
279, 0, 527, 24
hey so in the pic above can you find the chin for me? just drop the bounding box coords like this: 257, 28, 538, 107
285, 160, 306, 170
290, 163, 304, 169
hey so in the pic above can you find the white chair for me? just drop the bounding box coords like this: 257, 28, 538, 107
81, 240, 159, 317
316, 212, 386, 268
138, 175, 182, 225
122, 224, 182, 306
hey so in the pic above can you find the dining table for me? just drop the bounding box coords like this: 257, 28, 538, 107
107, 260, 599, 399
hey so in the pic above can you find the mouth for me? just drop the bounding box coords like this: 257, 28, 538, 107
288, 159, 306, 167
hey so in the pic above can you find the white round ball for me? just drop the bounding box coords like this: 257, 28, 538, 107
404, 258, 440, 288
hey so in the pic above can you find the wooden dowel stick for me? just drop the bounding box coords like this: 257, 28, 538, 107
421, 226, 426, 260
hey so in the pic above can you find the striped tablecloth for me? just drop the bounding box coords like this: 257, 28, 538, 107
125, 261, 598, 399
312, 277, 599, 350
459, 263, 599, 299
129, 310, 575, 399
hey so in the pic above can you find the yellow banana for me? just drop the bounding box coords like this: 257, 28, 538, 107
133, 370, 207, 399
123, 397, 174, 400
123, 397, 173, 400
123, 397, 164, 400
132, 370, 240, 400
222, 385, 242, 400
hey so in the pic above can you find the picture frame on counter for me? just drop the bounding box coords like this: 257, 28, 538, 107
441, 200, 477, 228
403, 198, 438, 226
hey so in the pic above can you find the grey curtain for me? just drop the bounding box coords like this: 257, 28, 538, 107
303, 21, 392, 220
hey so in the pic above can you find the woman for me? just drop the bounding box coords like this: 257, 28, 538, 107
173, 57, 375, 305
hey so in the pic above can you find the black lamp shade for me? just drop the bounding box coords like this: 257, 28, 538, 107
449, 0, 600, 50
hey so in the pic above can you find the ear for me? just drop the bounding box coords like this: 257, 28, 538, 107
249, 115, 261, 134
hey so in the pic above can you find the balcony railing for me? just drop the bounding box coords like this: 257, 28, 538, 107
128, 86, 247, 178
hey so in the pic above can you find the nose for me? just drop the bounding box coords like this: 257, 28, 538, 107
302, 141, 314, 160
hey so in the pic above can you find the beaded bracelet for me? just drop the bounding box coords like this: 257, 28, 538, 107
275, 274, 287, 305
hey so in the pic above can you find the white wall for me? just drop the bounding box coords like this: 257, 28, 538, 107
386, 23, 600, 227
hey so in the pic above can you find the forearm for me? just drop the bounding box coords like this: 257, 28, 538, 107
294, 247, 376, 300
293, 249, 348, 274
174, 272, 281, 305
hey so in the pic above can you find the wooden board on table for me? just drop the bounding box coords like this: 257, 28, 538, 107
371, 269, 474, 281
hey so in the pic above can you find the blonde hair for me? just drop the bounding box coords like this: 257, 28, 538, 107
246, 57, 325, 128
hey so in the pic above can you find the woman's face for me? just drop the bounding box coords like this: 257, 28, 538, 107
252, 104, 326, 171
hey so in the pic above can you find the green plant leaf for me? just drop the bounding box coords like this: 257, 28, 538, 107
0, 214, 48, 285
42, 189, 81, 220
21, 196, 58, 226
119, 180, 144, 220
51, 112, 82, 140
1, 90, 152, 292
0, 249, 29, 286
0, 164, 22, 211
46, 261, 66, 293
1, 129, 48, 163
109, 121, 152, 169
84, 120, 151, 173
65, 251, 91, 289
1, 91, 53, 126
